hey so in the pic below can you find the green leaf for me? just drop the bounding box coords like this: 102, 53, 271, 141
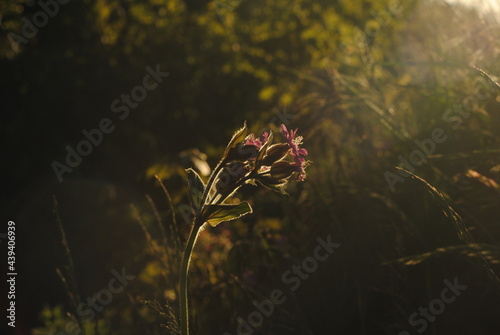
186, 168, 205, 212
256, 177, 288, 195
223, 122, 248, 159
201, 201, 253, 227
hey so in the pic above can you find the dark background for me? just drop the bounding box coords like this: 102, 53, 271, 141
1, 0, 500, 334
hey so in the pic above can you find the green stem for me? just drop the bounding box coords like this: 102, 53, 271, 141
180, 218, 204, 335
179, 162, 258, 334
179, 160, 225, 335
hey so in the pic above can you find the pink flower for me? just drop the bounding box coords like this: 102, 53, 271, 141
293, 162, 307, 181
280, 124, 309, 180
280, 125, 307, 157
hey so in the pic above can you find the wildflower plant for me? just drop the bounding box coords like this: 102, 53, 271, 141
179, 122, 310, 335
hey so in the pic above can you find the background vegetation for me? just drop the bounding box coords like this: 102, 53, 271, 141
2, 0, 500, 334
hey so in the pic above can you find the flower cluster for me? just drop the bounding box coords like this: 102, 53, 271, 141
280, 124, 309, 181
214, 123, 310, 201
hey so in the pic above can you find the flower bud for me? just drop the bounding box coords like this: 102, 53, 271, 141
226, 143, 259, 161
262, 143, 290, 166
255, 175, 287, 194
257, 175, 286, 186
270, 161, 301, 180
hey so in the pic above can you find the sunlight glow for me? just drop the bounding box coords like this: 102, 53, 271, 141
445, 0, 500, 13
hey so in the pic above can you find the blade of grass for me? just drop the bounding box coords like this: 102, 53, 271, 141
155, 175, 181, 259
396, 168, 500, 293
53, 196, 85, 335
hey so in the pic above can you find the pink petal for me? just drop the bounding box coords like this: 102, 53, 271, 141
261, 131, 269, 143
280, 124, 288, 137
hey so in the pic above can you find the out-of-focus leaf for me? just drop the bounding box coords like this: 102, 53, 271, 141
179, 149, 211, 177
466, 169, 499, 190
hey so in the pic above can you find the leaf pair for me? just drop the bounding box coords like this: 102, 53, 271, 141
186, 168, 253, 227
